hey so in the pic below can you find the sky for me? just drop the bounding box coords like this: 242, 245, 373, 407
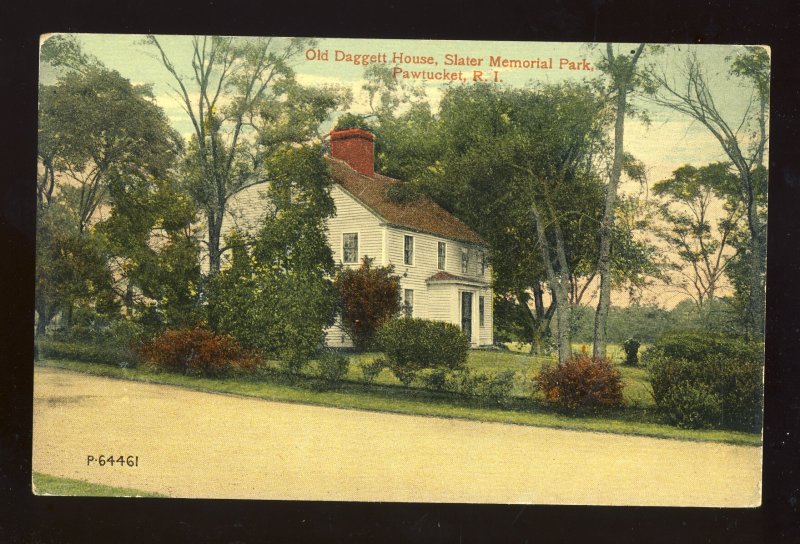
39, 34, 768, 308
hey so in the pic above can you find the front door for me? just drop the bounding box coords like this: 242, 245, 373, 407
461, 291, 473, 343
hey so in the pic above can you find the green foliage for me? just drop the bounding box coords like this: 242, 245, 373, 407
643, 330, 761, 365
361, 358, 386, 384
653, 163, 744, 307
335, 257, 401, 351
316, 351, 350, 388
334, 112, 375, 132
420, 369, 448, 391
535, 355, 625, 409
38, 59, 182, 230
98, 175, 203, 330
622, 338, 641, 365
571, 304, 664, 345
644, 331, 763, 430
412, 83, 659, 361
376, 318, 469, 386
37, 338, 140, 368
212, 266, 337, 372
35, 204, 118, 335
137, 327, 260, 377
211, 146, 338, 371
145, 35, 350, 278
655, 381, 724, 430
448, 370, 517, 405
37, 37, 184, 336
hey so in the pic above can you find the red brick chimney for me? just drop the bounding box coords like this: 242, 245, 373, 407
330, 128, 374, 176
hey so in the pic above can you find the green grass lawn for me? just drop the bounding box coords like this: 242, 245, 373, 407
32, 472, 165, 497
37, 354, 761, 447
342, 345, 654, 407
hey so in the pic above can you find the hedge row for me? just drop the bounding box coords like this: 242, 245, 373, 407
37, 339, 140, 368
644, 331, 763, 431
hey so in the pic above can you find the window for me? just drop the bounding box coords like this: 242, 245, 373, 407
479, 253, 486, 275
404, 289, 414, 317
479, 296, 485, 327
438, 241, 447, 270
461, 247, 469, 274
343, 233, 358, 263
404, 235, 414, 265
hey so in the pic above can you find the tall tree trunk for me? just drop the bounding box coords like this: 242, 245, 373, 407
35, 299, 49, 337
63, 303, 74, 333
207, 213, 222, 276
593, 87, 627, 358
527, 284, 553, 355
593, 43, 645, 359
743, 172, 765, 338
531, 202, 572, 364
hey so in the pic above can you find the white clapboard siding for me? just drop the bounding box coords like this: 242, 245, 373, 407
478, 288, 494, 345
222, 178, 495, 348
325, 185, 383, 267
427, 284, 456, 323
385, 227, 490, 320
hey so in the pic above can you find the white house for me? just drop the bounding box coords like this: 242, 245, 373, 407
324, 128, 493, 348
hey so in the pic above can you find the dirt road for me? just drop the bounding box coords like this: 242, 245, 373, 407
32, 367, 762, 505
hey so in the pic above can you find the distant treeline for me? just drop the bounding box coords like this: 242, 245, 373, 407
568, 299, 745, 345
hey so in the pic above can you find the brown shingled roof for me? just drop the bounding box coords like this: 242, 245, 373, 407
327, 157, 486, 246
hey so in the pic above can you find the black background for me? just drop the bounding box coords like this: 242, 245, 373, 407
2, 0, 799, 542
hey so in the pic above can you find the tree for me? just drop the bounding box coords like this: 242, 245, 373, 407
97, 175, 203, 330
39, 42, 181, 231
335, 257, 402, 351
209, 145, 339, 369
37, 35, 182, 333
653, 163, 744, 308
592, 43, 647, 359
419, 83, 613, 363
145, 35, 349, 281
334, 63, 437, 182
648, 46, 769, 338
35, 202, 116, 336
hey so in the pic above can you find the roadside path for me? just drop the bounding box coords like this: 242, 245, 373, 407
32, 367, 761, 505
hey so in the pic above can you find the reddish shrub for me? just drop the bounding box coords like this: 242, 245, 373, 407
535, 355, 625, 409
137, 327, 260, 377
335, 257, 401, 351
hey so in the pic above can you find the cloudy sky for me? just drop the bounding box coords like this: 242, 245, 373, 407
39, 34, 768, 307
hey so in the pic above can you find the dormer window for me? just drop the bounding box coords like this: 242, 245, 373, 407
404, 235, 414, 265
343, 233, 358, 263
461, 247, 469, 274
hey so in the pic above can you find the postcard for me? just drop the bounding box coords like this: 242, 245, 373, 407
33, 34, 767, 505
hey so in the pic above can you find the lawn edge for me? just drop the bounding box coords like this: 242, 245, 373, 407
35, 360, 762, 448
31, 472, 167, 498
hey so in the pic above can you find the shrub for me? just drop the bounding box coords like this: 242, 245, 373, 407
376, 318, 469, 386
37, 339, 140, 368
647, 350, 763, 431
642, 330, 761, 365
657, 381, 723, 429
137, 327, 260, 377
420, 369, 447, 391
316, 351, 350, 387
335, 257, 402, 351
361, 358, 386, 384
622, 338, 641, 365
535, 355, 625, 410
210, 250, 338, 371
444, 369, 517, 405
